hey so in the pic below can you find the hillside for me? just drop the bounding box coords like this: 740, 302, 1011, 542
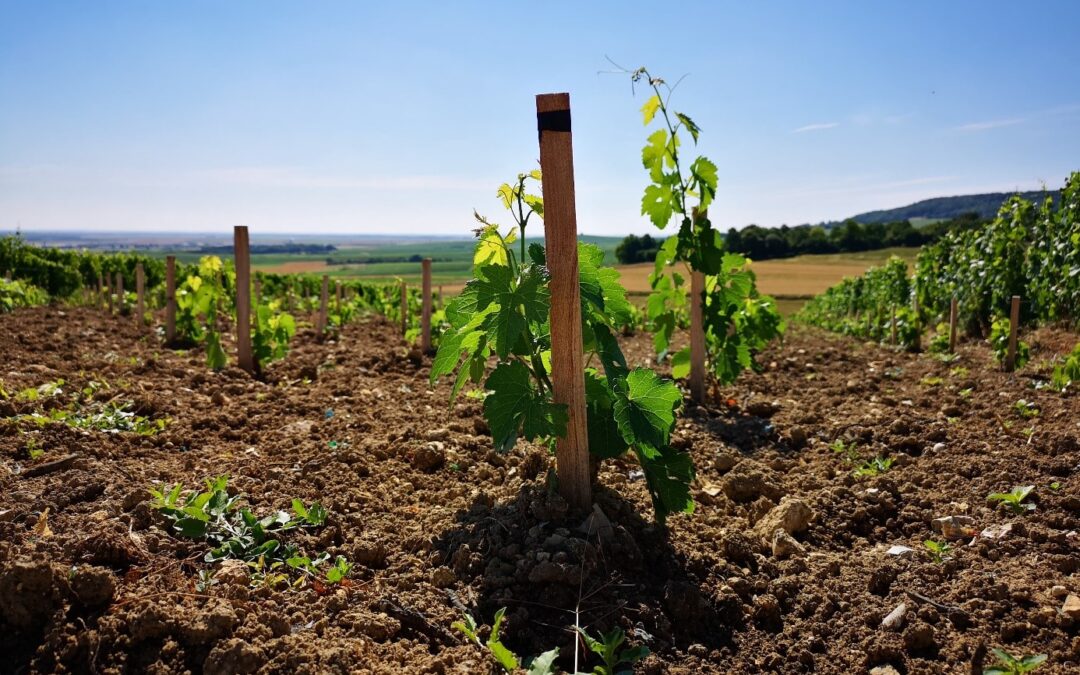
850, 189, 1059, 224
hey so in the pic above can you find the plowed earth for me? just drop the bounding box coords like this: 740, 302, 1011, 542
1, 306, 1078, 674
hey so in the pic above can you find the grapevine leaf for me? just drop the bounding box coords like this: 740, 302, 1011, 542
641, 129, 667, 181
637, 448, 695, 520
671, 346, 691, 379
474, 225, 509, 267
642, 184, 675, 229
517, 264, 550, 325
528, 242, 546, 266
689, 156, 718, 211
585, 371, 628, 459
641, 94, 661, 125
675, 112, 701, 143
612, 368, 681, 459
525, 648, 560, 675
483, 362, 567, 453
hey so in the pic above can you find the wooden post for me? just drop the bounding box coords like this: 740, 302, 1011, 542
97, 273, 105, 308
400, 281, 408, 334
115, 272, 124, 314
537, 92, 591, 513
890, 306, 897, 346
106, 275, 114, 313
317, 275, 329, 335
689, 269, 706, 403
912, 295, 921, 350
165, 256, 177, 344
421, 258, 433, 352
234, 226, 254, 374
948, 296, 958, 352
135, 263, 145, 326
1005, 295, 1021, 372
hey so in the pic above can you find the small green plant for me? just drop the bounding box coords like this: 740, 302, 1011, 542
950, 366, 970, 378
575, 625, 650, 675
984, 648, 1047, 674
928, 324, 951, 354
1012, 399, 1039, 418
829, 439, 861, 465
1049, 481, 1062, 491
988, 485, 1036, 514
248, 555, 289, 590
453, 608, 559, 675
923, 539, 952, 563
195, 569, 217, 593
852, 456, 894, 478
1048, 342, 1080, 392
988, 316, 1030, 369
252, 299, 297, 370
959, 387, 974, 399
919, 375, 944, 387
25, 437, 44, 460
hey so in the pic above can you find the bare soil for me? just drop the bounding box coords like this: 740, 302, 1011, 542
1, 306, 1078, 674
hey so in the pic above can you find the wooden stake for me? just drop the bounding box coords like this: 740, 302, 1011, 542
689, 269, 706, 403
135, 263, 145, 326
318, 275, 329, 335
97, 273, 105, 308
165, 256, 177, 344
106, 275, 114, 313
890, 306, 897, 346
537, 91, 591, 513
948, 296, 958, 353
234, 226, 254, 374
1005, 295, 1021, 372
421, 258, 433, 352
116, 272, 124, 314
399, 281, 408, 334
912, 295, 920, 350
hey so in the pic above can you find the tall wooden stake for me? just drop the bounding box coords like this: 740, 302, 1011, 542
116, 272, 124, 314
1005, 295, 1021, 372
97, 273, 105, 308
317, 275, 329, 335
689, 269, 706, 403
165, 256, 177, 344
421, 258, 433, 352
234, 226, 254, 374
890, 306, 897, 346
106, 275, 114, 313
948, 296, 958, 353
537, 92, 591, 513
400, 281, 408, 334
135, 263, 145, 326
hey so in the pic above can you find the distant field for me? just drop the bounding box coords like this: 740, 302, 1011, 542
151, 239, 917, 315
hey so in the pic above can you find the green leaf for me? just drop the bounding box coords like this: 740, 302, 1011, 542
675, 111, 701, 143
483, 362, 567, 452
638, 449, 696, 519
585, 371, 628, 459
641, 129, 668, 180
641, 184, 675, 229
689, 156, 718, 211
641, 94, 661, 125
612, 368, 681, 459
671, 346, 691, 379
525, 648, 559, 675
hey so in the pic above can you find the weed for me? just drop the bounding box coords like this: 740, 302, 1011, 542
1012, 399, 1039, 418
919, 375, 944, 387
852, 456, 894, 478
195, 569, 217, 593
950, 366, 969, 378
453, 608, 559, 675
1048, 343, 1080, 392
984, 648, 1047, 674
829, 439, 861, 465
988, 485, 1036, 514
575, 625, 650, 675
1050, 481, 1062, 491
924, 539, 952, 563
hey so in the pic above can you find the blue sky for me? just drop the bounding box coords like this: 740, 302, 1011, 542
2, 1, 1078, 236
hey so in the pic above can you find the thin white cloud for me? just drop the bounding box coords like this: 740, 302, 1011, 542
792, 122, 839, 133
955, 118, 1024, 132
193, 166, 492, 191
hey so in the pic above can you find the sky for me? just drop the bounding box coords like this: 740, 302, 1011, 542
2, 1, 1079, 237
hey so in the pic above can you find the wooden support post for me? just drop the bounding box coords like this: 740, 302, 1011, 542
165, 256, 176, 344
689, 269, 706, 403
421, 258, 433, 352
106, 275, 114, 313
537, 91, 591, 513
115, 272, 124, 314
234, 226, 254, 374
400, 281, 408, 334
97, 273, 105, 308
317, 275, 329, 335
912, 296, 921, 350
1005, 295, 1021, 372
948, 296, 958, 353
890, 306, 897, 346
135, 263, 145, 326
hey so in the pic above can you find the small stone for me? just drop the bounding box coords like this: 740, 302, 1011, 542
424, 428, 451, 442
881, 603, 907, 630
211, 391, 229, 406
431, 567, 456, 588
980, 523, 1014, 539
869, 666, 901, 675
771, 530, 805, 559
886, 545, 914, 558
753, 498, 813, 542
1062, 594, 1080, 619
412, 444, 445, 472
215, 559, 251, 586
788, 426, 808, 449
931, 515, 976, 541
932, 442, 946, 453
1050, 585, 1069, 599
578, 504, 614, 542
746, 400, 780, 418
